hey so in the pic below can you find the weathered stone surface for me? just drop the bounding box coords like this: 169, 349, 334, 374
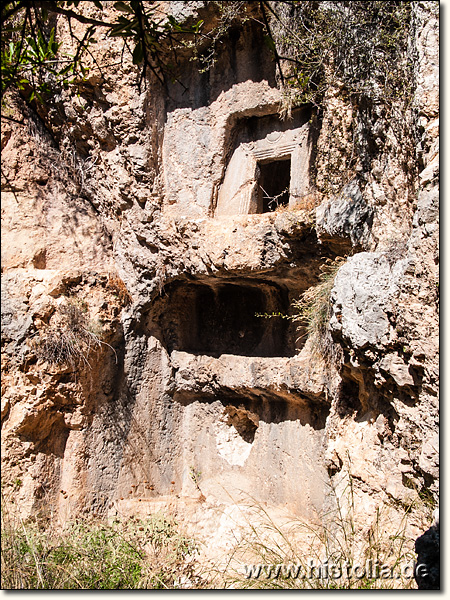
418, 434, 439, 480
379, 353, 415, 388
0, 0, 438, 572
216, 109, 313, 215
116, 209, 339, 315
329, 253, 407, 350
170, 345, 334, 404
1, 397, 10, 421
315, 180, 374, 249
162, 80, 282, 218
1, 278, 33, 345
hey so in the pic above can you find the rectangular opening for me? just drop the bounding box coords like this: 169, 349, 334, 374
152, 280, 296, 358
258, 158, 291, 213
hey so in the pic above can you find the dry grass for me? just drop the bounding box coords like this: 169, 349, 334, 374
31, 300, 115, 369
292, 256, 346, 364
1, 485, 204, 589
294, 192, 322, 213
217, 474, 429, 590
1, 472, 431, 590
255, 256, 345, 365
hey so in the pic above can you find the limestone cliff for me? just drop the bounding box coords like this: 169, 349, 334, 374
1, 0, 438, 570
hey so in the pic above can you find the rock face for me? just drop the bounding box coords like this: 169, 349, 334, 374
1, 1, 438, 571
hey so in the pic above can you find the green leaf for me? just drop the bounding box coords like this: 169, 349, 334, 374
58, 64, 73, 76
166, 15, 184, 32
37, 29, 46, 49
194, 19, 204, 33
109, 22, 131, 36
8, 42, 16, 61
114, 2, 134, 14
109, 28, 132, 38
51, 40, 60, 55
263, 34, 276, 52
26, 49, 38, 62
132, 41, 144, 64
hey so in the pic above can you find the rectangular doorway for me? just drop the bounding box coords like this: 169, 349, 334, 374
258, 158, 291, 212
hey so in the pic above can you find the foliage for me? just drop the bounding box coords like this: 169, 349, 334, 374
1, 494, 201, 589
257, 256, 345, 364
1, 0, 415, 144
271, 1, 414, 111
1, 1, 205, 107
1, 27, 61, 103
183, 1, 251, 74
2, 2, 91, 105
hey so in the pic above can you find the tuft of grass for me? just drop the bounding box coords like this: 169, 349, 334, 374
255, 257, 345, 364
1, 489, 202, 589
30, 300, 115, 369
292, 257, 346, 364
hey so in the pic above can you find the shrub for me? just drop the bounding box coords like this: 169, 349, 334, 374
273, 1, 413, 110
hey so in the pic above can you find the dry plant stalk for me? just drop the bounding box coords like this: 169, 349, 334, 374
292, 257, 346, 364
31, 300, 115, 369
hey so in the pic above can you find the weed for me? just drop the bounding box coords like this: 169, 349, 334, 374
189, 467, 202, 489
294, 192, 321, 214
255, 311, 291, 320
255, 257, 345, 364
274, 2, 413, 110
259, 184, 289, 211
1, 487, 202, 589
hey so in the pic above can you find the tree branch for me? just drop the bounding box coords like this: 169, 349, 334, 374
1, 1, 28, 25
39, 1, 114, 28
259, 1, 285, 86
1, 113, 25, 124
